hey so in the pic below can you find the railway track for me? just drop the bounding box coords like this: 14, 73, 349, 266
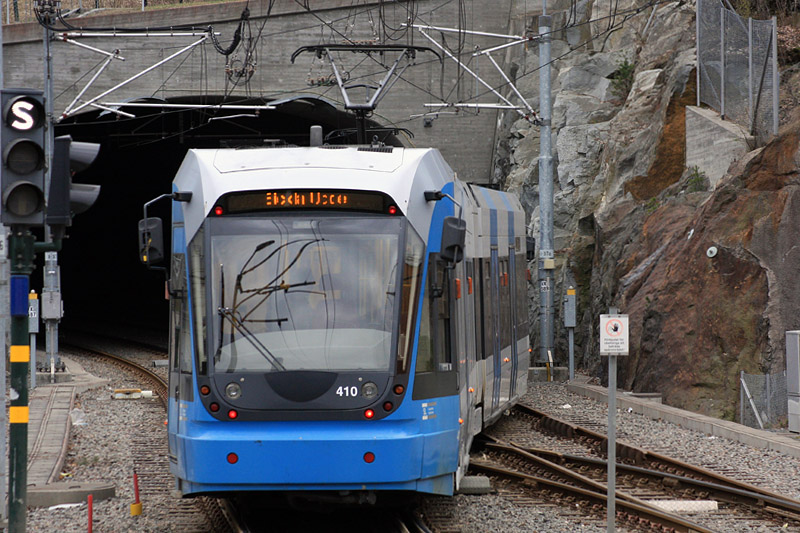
64, 340, 433, 533
63, 342, 240, 532
471, 403, 800, 531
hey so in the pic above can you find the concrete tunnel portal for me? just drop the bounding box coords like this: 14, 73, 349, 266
53, 95, 403, 340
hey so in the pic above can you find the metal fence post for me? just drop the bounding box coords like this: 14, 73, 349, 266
696, 0, 702, 107
748, 18, 753, 127
772, 16, 779, 135
766, 372, 772, 424
720, 7, 726, 119
740, 370, 745, 425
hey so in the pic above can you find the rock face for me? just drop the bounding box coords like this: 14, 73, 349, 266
498, 0, 800, 418
610, 125, 800, 417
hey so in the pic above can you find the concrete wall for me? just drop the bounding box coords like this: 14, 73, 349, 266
2, 0, 518, 183
685, 106, 755, 189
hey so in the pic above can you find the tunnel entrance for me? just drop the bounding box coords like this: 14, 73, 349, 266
54, 95, 403, 342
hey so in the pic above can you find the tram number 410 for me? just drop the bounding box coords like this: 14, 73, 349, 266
336, 386, 358, 397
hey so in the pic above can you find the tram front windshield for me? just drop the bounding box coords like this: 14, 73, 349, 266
209, 216, 402, 373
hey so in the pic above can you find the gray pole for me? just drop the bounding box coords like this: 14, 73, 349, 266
0, 9, 8, 524
568, 327, 574, 381
44, 11, 54, 198
537, 8, 555, 364
43, 252, 62, 376
607, 354, 617, 532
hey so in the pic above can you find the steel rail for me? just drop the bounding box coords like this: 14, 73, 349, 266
63, 341, 243, 532
469, 458, 715, 533
514, 403, 800, 517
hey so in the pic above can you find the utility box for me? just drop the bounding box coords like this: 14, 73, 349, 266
564, 287, 576, 328
41, 291, 63, 321
787, 331, 800, 433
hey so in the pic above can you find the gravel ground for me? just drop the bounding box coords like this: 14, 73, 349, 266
27, 348, 208, 533
23, 365, 800, 532
523, 381, 800, 503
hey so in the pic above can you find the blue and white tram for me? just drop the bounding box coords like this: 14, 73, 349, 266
140, 143, 530, 499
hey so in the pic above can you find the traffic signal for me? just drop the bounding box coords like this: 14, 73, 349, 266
47, 135, 101, 237
1, 89, 46, 226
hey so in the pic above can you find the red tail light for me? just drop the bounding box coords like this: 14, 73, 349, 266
364, 409, 375, 419
228, 409, 238, 419
209, 402, 220, 412
227, 453, 238, 464
363, 452, 375, 463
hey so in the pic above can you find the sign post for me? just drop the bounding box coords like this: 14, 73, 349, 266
28, 291, 39, 389
564, 286, 576, 381
599, 312, 629, 533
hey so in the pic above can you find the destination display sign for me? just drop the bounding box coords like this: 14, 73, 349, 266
217, 189, 391, 214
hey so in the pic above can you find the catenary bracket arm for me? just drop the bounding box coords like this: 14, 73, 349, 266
61, 35, 208, 120
417, 29, 528, 118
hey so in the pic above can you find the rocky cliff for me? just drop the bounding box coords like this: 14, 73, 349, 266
499, 0, 800, 418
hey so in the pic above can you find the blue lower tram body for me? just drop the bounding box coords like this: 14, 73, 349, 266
173, 398, 460, 496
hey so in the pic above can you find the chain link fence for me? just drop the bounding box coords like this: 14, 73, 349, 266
740, 370, 787, 429
697, 0, 779, 142
1, 0, 197, 24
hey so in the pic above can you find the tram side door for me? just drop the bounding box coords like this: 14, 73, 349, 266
454, 260, 471, 478
465, 260, 481, 437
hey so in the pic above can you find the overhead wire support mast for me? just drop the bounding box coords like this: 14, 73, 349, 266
291, 44, 441, 144
407, 24, 541, 124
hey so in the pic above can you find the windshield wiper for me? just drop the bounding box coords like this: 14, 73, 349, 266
233, 237, 325, 320
218, 307, 287, 371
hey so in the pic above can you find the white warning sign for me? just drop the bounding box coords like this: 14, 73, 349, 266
600, 314, 629, 356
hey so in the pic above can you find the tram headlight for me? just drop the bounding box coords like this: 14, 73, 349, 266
362, 382, 378, 399
225, 383, 242, 400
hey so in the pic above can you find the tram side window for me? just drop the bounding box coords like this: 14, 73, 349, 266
433, 258, 452, 370
169, 259, 182, 373
189, 228, 207, 375
398, 228, 425, 374
516, 253, 528, 332
497, 259, 508, 350
483, 258, 493, 360
415, 256, 451, 373
474, 260, 485, 360
169, 252, 193, 374
413, 255, 458, 399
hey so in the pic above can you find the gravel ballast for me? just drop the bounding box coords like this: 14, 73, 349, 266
24, 365, 800, 532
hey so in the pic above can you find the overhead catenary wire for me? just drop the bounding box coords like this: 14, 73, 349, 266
51, 0, 679, 149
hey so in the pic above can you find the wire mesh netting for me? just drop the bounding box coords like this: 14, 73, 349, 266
697, 0, 778, 140
740, 371, 788, 429
1, 0, 205, 24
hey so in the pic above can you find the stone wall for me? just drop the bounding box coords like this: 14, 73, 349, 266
685, 106, 755, 188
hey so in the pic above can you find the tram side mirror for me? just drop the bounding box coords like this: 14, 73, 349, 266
526, 236, 536, 261
440, 216, 466, 263
138, 217, 165, 266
